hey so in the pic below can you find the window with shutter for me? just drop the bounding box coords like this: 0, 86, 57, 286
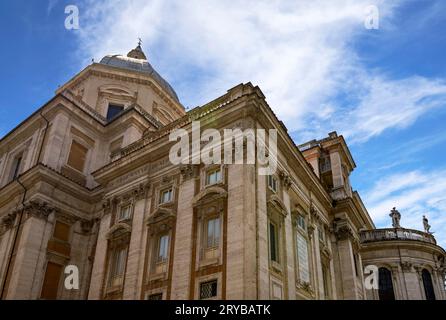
53, 221, 70, 242
67, 141, 88, 172
40, 262, 63, 300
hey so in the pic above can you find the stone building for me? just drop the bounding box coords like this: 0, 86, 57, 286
0, 45, 445, 300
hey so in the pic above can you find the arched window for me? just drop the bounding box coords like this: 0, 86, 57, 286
422, 269, 436, 300
378, 267, 395, 300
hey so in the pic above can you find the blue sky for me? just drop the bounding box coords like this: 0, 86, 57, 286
0, 0, 445, 244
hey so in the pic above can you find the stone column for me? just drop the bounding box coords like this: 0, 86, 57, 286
282, 182, 296, 300
88, 211, 111, 299
332, 223, 359, 300
4, 201, 54, 299
170, 165, 196, 299
312, 225, 324, 298
257, 169, 269, 299
226, 164, 248, 299
123, 193, 148, 299
411, 266, 425, 300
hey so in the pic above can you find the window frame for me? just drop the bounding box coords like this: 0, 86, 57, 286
297, 215, 306, 231
268, 175, 278, 193
52, 221, 71, 243
106, 103, 125, 121
117, 204, 132, 222
205, 216, 221, 250
159, 187, 173, 205
205, 168, 222, 186
156, 234, 170, 264
66, 139, 89, 173
269, 221, 280, 263
107, 246, 128, 289
10, 153, 23, 181
147, 293, 163, 300
199, 279, 218, 300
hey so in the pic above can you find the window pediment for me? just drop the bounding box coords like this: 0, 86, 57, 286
267, 195, 287, 217
193, 186, 227, 208
106, 223, 132, 240
147, 207, 175, 226
99, 84, 136, 99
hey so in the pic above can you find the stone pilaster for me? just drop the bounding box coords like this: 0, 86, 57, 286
170, 168, 195, 299
88, 212, 111, 299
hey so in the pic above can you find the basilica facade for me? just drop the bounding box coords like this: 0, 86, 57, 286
0, 45, 444, 300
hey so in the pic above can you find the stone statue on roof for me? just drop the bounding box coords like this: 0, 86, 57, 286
389, 207, 401, 228
423, 215, 431, 234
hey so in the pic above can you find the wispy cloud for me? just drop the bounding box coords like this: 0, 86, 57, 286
364, 169, 446, 246
74, 0, 446, 144
63, 0, 446, 245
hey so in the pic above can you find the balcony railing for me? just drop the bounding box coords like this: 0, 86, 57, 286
360, 228, 436, 245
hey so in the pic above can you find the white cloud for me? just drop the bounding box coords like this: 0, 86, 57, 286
338, 76, 446, 143
74, 0, 446, 143
72, 0, 446, 246
364, 169, 446, 247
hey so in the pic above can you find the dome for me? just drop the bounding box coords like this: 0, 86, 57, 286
99, 45, 180, 103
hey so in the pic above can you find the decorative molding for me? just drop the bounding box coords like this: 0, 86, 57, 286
180, 164, 199, 180
279, 170, 293, 191
334, 225, 354, 241
24, 200, 56, 221
401, 261, 413, 272
1, 212, 18, 231
297, 280, 315, 297
307, 225, 315, 239
106, 223, 132, 243
146, 207, 176, 236
193, 186, 227, 208
267, 195, 288, 218
103, 183, 150, 215
80, 219, 97, 234
128, 183, 150, 200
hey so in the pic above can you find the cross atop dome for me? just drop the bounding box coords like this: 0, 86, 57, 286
127, 39, 147, 60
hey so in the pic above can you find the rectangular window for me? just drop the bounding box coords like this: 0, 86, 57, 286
206, 168, 222, 185
53, 221, 70, 242
67, 141, 88, 172
148, 293, 163, 300
206, 217, 221, 249
107, 104, 124, 121
109, 247, 127, 287
200, 280, 217, 299
157, 235, 169, 263
118, 205, 131, 221
40, 262, 63, 300
297, 215, 306, 230
10, 154, 23, 181
269, 222, 279, 262
268, 175, 277, 192
159, 188, 173, 204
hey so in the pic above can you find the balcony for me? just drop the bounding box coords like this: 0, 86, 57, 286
360, 228, 436, 245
